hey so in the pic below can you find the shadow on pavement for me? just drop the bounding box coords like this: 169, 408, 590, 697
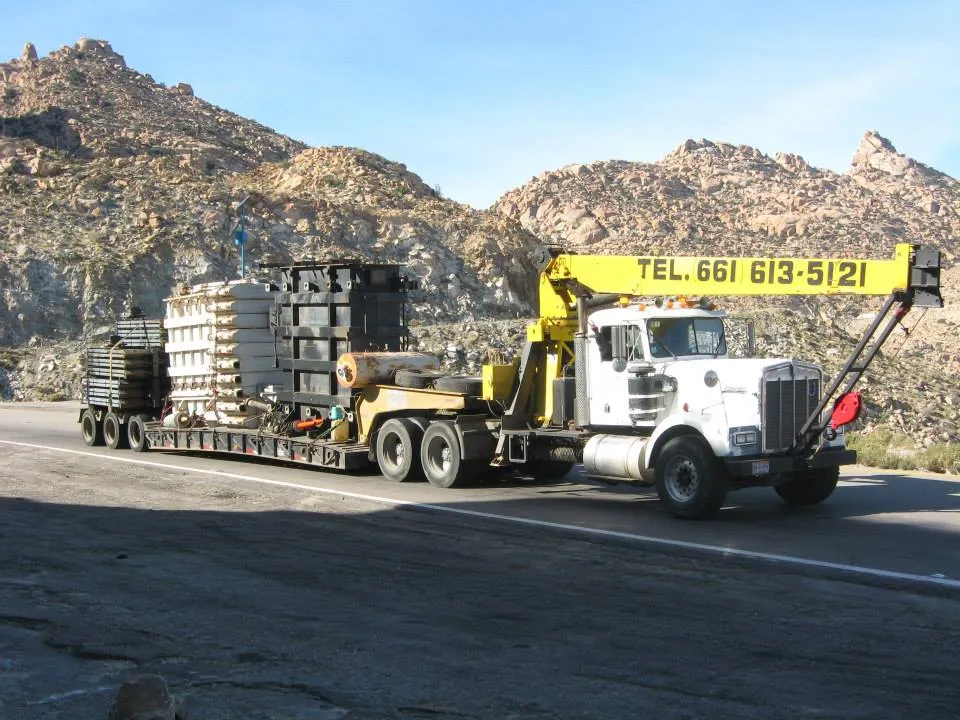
1, 484, 960, 720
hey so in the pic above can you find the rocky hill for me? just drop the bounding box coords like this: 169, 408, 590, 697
0, 39, 539, 348
496, 133, 959, 259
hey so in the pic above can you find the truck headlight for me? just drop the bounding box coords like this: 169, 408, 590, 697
733, 430, 758, 445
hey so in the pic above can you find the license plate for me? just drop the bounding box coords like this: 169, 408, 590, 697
751, 460, 770, 475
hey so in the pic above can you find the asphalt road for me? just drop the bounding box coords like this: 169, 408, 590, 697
1, 402, 959, 719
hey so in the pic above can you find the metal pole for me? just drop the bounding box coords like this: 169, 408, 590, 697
233, 197, 249, 279
791, 292, 908, 453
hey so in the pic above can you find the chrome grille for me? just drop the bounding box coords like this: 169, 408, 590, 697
762, 366, 821, 452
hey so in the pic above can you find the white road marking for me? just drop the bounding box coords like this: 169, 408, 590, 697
27, 686, 115, 706
2, 439, 959, 590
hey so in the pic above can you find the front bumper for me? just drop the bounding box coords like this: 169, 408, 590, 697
723, 448, 857, 479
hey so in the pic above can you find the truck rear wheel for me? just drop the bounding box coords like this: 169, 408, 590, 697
127, 414, 150, 453
421, 420, 480, 488
655, 436, 727, 519
80, 408, 104, 447
103, 411, 128, 450
775, 467, 840, 506
376, 418, 425, 483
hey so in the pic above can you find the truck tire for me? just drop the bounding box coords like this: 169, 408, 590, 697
421, 420, 481, 488
375, 418, 426, 483
775, 467, 840, 506
127, 414, 150, 453
395, 368, 445, 389
434, 375, 483, 395
103, 411, 128, 450
655, 436, 727, 519
80, 408, 104, 447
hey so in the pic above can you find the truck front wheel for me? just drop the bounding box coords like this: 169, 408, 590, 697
655, 436, 727, 519
376, 418, 425, 483
775, 467, 840, 506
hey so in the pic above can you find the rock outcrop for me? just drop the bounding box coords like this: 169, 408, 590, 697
0, 39, 539, 347
496, 134, 959, 261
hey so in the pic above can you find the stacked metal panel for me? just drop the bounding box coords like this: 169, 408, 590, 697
273, 262, 409, 420
163, 280, 283, 425
111, 316, 166, 349
84, 345, 167, 410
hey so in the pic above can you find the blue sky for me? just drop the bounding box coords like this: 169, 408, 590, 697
3, 1, 959, 207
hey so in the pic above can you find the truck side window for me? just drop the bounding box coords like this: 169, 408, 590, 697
597, 326, 613, 361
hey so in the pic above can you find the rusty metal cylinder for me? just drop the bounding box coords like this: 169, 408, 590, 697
336, 352, 440, 388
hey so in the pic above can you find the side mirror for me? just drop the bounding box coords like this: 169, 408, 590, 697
611, 326, 627, 372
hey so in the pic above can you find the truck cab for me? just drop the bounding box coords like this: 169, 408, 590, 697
586, 303, 729, 429
580, 302, 847, 497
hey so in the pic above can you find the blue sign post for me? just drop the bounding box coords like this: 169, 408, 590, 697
233, 197, 249, 279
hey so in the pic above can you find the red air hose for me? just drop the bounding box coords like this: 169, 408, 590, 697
293, 417, 323, 432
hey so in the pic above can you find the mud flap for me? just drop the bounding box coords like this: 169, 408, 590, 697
454, 414, 496, 460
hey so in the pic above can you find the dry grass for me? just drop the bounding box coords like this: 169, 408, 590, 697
847, 428, 960, 474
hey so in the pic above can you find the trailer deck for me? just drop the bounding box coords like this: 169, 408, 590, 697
143, 423, 371, 470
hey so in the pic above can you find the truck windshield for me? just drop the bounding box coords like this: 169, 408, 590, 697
647, 317, 726, 359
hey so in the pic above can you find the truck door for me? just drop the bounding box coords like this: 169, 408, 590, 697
588, 323, 644, 427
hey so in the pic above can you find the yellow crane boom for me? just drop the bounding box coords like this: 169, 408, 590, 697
535, 243, 941, 329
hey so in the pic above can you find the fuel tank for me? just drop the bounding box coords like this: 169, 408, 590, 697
582, 434, 648, 481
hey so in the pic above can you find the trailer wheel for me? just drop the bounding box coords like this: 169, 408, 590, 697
102, 411, 128, 450
80, 408, 104, 447
421, 420, 480, 488
775, 467, 840, 506
127, 414, 150, 453
375, 418, 426, 482
655, 436, 727, 519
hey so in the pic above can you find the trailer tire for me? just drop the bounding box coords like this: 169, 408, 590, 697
80, 408, 104, 447
775, 467, 840, 506
103, 411, 128, 450
375, 418, 426, 483
127, 414, 150, 453
395, 368, 446, 389
655, 436, 727, 519
421, 420, 481, 488
434, 375, 483, 395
